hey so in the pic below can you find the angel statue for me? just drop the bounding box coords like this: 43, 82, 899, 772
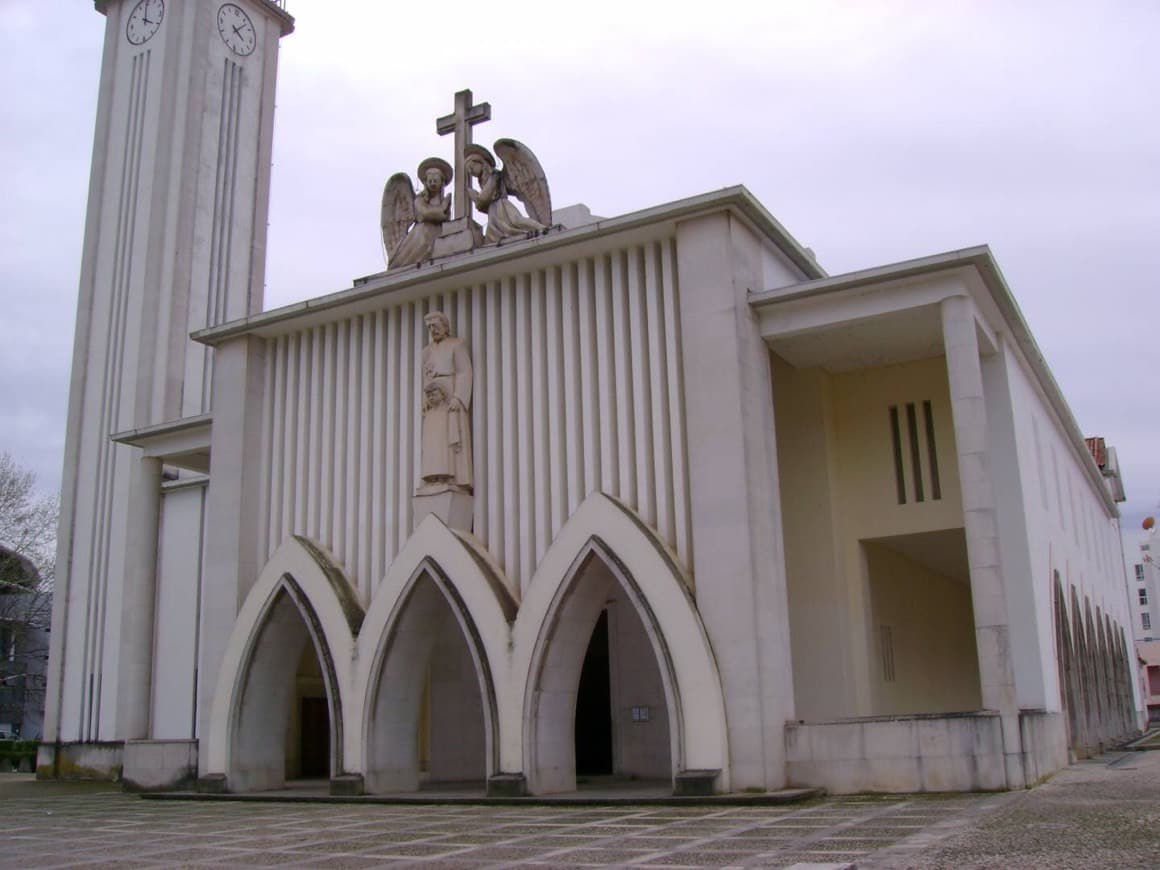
463, 139, 552, 243
382, 157, 453, 270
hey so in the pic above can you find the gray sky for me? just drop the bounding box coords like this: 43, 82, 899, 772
2, 0, 1157, 533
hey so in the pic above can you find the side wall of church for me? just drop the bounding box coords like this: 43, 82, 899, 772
991, 333, 1134, 720
254, 238, 693, 601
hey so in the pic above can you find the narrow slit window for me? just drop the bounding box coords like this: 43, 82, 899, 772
889, 406, 906, 504
923, 400, 941, 500
906, 402, 924, 502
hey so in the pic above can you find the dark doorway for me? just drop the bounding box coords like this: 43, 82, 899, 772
574, 609, 613, 776
299, 696, 330, 779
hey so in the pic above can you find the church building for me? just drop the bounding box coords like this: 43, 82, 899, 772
41, 0, 1140, 796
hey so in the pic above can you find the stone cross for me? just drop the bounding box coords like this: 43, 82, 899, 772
436, 89, 491, 221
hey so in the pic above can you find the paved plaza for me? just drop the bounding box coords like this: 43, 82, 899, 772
2, 751, 1159, 869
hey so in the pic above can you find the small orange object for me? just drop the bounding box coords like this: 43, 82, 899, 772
1145, 516, 1156, 531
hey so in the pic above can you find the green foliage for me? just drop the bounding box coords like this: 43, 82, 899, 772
0, 451, 57, 593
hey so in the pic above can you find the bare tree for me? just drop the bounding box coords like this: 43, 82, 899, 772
0, 451, 57, 738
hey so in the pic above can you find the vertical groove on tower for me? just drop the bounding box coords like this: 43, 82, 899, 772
200, 59, 244, 412
82, 49, 151, 739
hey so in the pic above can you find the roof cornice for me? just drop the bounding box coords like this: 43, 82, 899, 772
193, 186, 823, 347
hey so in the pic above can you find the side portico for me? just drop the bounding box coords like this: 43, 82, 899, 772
751, 247, 1135, 792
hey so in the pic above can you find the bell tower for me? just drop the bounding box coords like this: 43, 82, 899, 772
41, 0, 293, 778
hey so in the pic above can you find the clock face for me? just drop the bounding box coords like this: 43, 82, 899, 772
126, 0, 164, 46
217, 4, 257, 57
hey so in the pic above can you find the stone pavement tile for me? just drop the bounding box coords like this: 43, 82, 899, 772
730, 826, 800, 838
619, 836, 705, 850
755, 824, 839, 834
813, 836, 897, 849
444, 843, 565, 862
354, 842, 470, 858
32, 845, 155, 862
720, 837, 796, 852
596, 815, 665, 826
568, 824, 660, 836
340, 831, 434, 848
485, 822, 575, 834
219, 834, 346, 851
638, 849, 758, 866
650, 823, 746, 837
279, 855, 394, 869
847, 824, 928, 837
548, 847, 660, 863
426, 831, 514, 845
0, 856, 70, 870
129, 853, 233, 867
205, 848, 301, 866
21, 861, 157, 870
772, 851, 863, 864
277, 835, 401, 853
682, 839, 784, 853
498, 833, 607, 849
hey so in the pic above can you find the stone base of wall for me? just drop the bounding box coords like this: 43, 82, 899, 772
122, 739, 199, 792
330, 774, 364, 796
1018, 710, 1068, 786
786, 711, 1065, 794
36, 741, 125, 781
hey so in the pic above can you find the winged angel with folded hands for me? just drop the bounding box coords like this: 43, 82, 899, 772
463, 138, 551, 243
381, 139, 551, 271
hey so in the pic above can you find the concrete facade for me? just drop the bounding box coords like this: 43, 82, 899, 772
41, 0, 1139, 796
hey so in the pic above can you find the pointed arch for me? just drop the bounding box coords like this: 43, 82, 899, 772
1094, 607, 1112, 736
353, 515, 515, 793
204, 536, 363, 791
1083, 598, 1100, 746
1052, 572, 1078, 749
1069, 586, 1089, 750
510, 492, 729, 794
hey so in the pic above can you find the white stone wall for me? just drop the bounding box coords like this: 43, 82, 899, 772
997, 334, 1132, 712
150, 481, 206, 739
607, 581, 671, 779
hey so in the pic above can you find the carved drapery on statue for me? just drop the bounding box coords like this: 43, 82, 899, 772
380, 90, 552, 271
418, 312, 473, 495
381, 157, 453, 270
464, 140, 550, 243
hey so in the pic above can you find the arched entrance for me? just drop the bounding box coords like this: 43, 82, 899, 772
513, 493, 729, 796
353, 516, 515, 796
204, 537, 362, 793
230, 581, 342, 791
527, 548, 675, 792
362, 563, 495, 793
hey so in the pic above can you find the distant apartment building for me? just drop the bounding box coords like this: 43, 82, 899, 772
1126, 531, 1160, 724
0, 547, 50, 739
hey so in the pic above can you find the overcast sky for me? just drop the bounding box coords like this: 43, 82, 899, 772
2, 0, 1157, 536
